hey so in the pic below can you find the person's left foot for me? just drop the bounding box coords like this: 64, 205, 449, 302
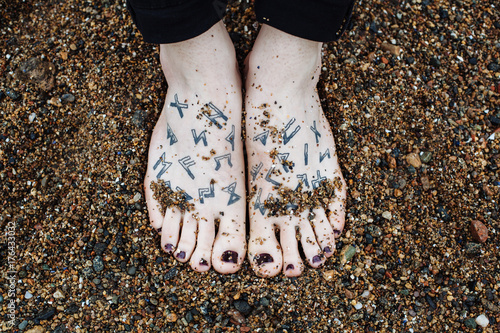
245, 25, 347, 277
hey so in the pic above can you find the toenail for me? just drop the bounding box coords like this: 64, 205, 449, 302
221, 250, 238, 263
176, 251, 186, 259
312, 255, 323, 263
164, 243, 174, 252
324, 246, 332, 254
255, 253, 274, 266
200, 258, 209, 266
286, 264, 294, 271
334, 229, 341, 236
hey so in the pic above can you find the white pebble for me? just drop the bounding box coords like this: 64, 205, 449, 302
361, 290, 370, 298
29, 113, 36, 123
382, 211, 392, 220
475, 314, 489, 327
133, 192, 142, 203
354, 302, 363, 310
25, 291, 33, 299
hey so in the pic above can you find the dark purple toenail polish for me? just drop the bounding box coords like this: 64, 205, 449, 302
324, 246, 332, 254
286, 264, 294, 271
255, 253, 274, 266
164, 243, 174, 252
200, 258, 209, 266
312, 255, 323, 263
334, 229, 341, 236
176, 251, 186, 259
221, 250, 238, 263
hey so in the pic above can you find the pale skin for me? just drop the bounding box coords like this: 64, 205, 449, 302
144, 21, 347, 277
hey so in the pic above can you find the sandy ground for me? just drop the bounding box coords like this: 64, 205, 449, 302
1, 0, 499, 332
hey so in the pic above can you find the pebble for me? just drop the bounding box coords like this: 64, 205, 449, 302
259, 297, 269, 307
164, 267, 178, 280
166, 312, 177, 322
35, 306, 56, 320
421, 176, 431, 190
61, 93, 75, 103
354, 302, 363, 310
340, 244, 356, 264
382, 211, 392, 220
475, 314, 489, 327
323, 270, 335, 281
464, 318, 477, 329
367, 225, 382, 237
132, 109, 147, 128
470, 220, 488, 243
381, 42, 402, 56
19, 320, 28, 330
53, 289, 64, 299
233, 300, 252, 315
228, 308, 245, 325
26, 326, 44, 333
93, 256, 104, 272
25, 291, 33, 299
419, 151, 432, 163
132, 192, 142, 203
5, 89, 20, 100
465, 242, 481, 255
29, 112, 36, 123
127, 266, 137, 276
405, 153, 422, 168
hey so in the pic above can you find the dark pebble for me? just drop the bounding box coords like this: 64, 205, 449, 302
82, 267, 93, 277
259, 297, 270, 307
19, 320, 28, 330
234, 299, 253, 315
435, 206, 450, 221
5, 89, 20, 100
490, 116, 500, 126
93, 256, 104, 272
164, 267, 177, 280
132, 109, 147, 128
185, 311, 194, 323
465, 242, 481, 255
127, 266, 136, 276
155, 256, 163, 264
9, 156, 15, 165
469, 57, 478, 65
487, 62, 499, 71
94, 242, 107, 255
61, 93, 75, 103
464, 318, 477, 329
65, 303, 79, 314
36, 306, 57, 320
405, 56, 415, 64
430, 57, 441, 67
426, 294, 437, 310
53, 324, 67, 333
0, 91, 4, 100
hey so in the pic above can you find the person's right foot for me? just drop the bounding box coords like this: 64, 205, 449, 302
144, 22, 246, 274
245, 25, 347, 277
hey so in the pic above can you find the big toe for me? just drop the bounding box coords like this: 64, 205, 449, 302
212, 214, 246, 274
248, 219, 283, 277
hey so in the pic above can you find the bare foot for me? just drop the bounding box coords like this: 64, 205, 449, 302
245, 25, 347, 277
144, 22, 246, 273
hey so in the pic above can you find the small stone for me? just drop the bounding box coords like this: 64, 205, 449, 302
420, 151, 432, 163
259, 297, 269, 307
228, 308, 245, 325
469, 57, 478, 65
465, 242, 481, 255
475, 314, 489, 327
464, 318, 477, 329
25, 291, 33, 299
233, 300, 252, 315
323, 270, 335, 281
53, 289, 64, 299
133, 192, 142, 203
29, 112, 36, 123
340, 245, 356, 264
166, 312, 177, 322
430, 57, 441, 67
382, 211, 392, 220
5, 89, 20, 100
487, 62, 499, 72
367, 225, 382, 237
421, 176, 431, 190
381, 42, 402, 56
344, 289, 354, 299
354, 302, 363, 310
26, 326, 45, 333
388, 156, 396, 169
127, 266, 137, 276
61, 93, 75, 103
470, 220, 488, 243
70, 43, 77, 50
19, 320, 28, 330
132, 109, 147, 128
93, 256, 104, 272
406, 153, 422, 168
164, 267, 178, 280
35, 307, 56, 320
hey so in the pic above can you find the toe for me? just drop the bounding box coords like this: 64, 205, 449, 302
298, 214, 325, 268
310, 209, 336, 258
280, 224, 303, 277
248, 217, 283, 277
212, 214, 246, 274
190, 214, 216, 272
175, 212, 199, 263
144, 177, 164, 231
160, 207, 182, 254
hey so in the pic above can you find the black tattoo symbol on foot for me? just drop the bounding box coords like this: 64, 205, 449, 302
214, 153, 233, 171
175, 186, 193, 201
198, 182, 215, 204
253, 130, 269, 146
265, 166, 281, 186
203, 102, 228, 129
222, 182, 241, 205
254, 187, 267, 215
296, 173, 310, 189
170, 93, 188, 118
153, 152, 172, 179
167, 123, 178, 145
178, 156, 196, 179
311, 170, 327, 189
225, 124, 235, 151
250, 162, 263, 181
283, 118, 301, 144
319, 148, 331, 163
304, 143, 309, 165
191, 129, 208, 146
277, 152, 293, 173
310, 120, 321, 144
